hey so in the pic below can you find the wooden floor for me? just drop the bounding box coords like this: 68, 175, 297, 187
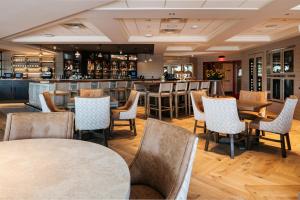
1, 104, 300, 199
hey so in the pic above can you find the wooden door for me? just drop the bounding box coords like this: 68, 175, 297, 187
222, 63, 234, 92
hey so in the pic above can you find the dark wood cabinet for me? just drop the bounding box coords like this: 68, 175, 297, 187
0, 80, 29, 100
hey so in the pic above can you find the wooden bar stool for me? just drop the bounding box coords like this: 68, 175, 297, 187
147, 83, 173, 120
112, 81, 128, 104
173, 82, 188, 118
134, 83, 148, 118
99, 81, 112, 96
187, 81, 200, 115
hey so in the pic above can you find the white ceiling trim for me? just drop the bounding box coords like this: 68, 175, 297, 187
128, 35, 207, 42
12, 36, 112, 44
226, 35, 271, 42
207, 46, 240, 51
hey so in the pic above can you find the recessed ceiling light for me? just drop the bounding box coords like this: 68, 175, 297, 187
43, 34, 55, 37
145, 33, 153, 37
191, 25, 199, 29
265, 24, 278, 28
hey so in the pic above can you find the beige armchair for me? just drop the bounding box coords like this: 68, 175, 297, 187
111, 90, 140, 136
4, 112, 74, 141
130, 118, 198, 199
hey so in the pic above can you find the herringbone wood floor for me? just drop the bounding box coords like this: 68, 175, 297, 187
0, 104, 299, 199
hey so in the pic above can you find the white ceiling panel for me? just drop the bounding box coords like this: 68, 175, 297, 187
165, 0, 206, 8
126, 0, 165, 8
181, 19, 212, 35
240, 0, 273, 9
202, 0, 245, 8
101, 0, 128, 8
136, 19, 161, 35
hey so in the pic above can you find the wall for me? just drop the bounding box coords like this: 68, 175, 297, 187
137, 54, 164, 79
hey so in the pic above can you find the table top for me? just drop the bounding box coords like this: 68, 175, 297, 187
237, 100, 272, 111
0, 139, 130, 199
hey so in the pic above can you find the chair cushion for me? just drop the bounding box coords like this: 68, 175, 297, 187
130, 185, 164, 199
249, 117, 273, 129
111, 108, 128, 120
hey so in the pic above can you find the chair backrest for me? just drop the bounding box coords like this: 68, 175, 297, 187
39, 92, 59, 112
202, 96, 245, 134
99, 82, 111, 89
191, 90, 207, 121
119, 90, 140, 119
4, 112, 74, 141
260, 96, 298, 133
80, 89, 104, 98
200, 81, 210, 90
175, 82, 188, 92
78, 82, 91, 89
116, 81, 128, 88
239, 90, 268, 117
75, 96, 110, 131
159, 83, 173, 93
188, 82, 200, 91
133, 83, 146, 92
130, 118, 198, 199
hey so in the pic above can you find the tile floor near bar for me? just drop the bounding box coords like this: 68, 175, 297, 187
0, 103, 300, 200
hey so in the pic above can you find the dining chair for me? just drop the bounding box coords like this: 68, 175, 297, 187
4, 112, 74, 141
191, 90, 207, 134
173, 82, 188, 118
80, 88, 104, 97
202, 96, 246, 159
75, 96, 110, 146
188, 81, 200, 115
239, 90, 268, 120
39, 92, 66, 112
111, 90, 140, 136
129, 118, 198, 199
249, 96, 298, 157
134, 83, 148, 117
147, 83, 173, 120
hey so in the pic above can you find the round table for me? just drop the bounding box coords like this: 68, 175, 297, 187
0, 139, 130, 199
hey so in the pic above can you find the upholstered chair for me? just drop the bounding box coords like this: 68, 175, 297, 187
191, 90, 207, 134
4, 112, 74, 141
187, 81, 200, 115
80, 88, 104, 97
75, 96, 110, 146
134, 83, 148, 117
239, 90, 268, 120
39, 92, 66, 112
147, 83, 173, 120
249, 96, 298, 157
202, 96, 246, 159
130, 118, 198, 199
173, 82, 188, 118
111, 90, 140, 136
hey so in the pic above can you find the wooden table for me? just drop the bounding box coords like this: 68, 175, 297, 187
237, 100, 272, 112
66, 95, 119, 110
0, 139, 130, 199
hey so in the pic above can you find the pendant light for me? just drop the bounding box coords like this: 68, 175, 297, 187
98, 52, 102, 58
75, 50, 80, 58
39, 46, 43, 57
148, 54, 152, 62
144, 54, 148, 63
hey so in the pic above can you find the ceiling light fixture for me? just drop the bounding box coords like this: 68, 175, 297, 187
119, 50, 123, 54
144, 54, 148, 63
191, 25, 199, 29
148, 55, 152, 62
43, 34, 55, 37
145, 33, 153, 37
53, 46, 57, 50
218, 55, 225, 62
98, 52, 102, 58
75, 51, 80, 58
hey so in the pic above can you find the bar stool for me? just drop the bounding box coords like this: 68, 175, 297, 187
200, 81, 210, 92
112, 81, 128, 103
147, 83, 173, 120
173, 82, 188, 118
134, 83, 148, 118
187, 81, 200, 115
99, 82, 112, 96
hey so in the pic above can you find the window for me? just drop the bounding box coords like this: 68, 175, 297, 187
284, 50, 294, 73
272, 51, 281, 73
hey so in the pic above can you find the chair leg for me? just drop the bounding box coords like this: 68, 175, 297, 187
110, 119, 114, 135
285, 133, 291, 150
147, 95, 150, 117
175, 95, 178, 118
77, 130, 82, 140
230, 134, 235, 159
133, 119, 137, 136
280, 134, 287, 158
158, 96, 162, 120
188, 95, 191, 115
144, 95, 148, 118
247, 128, 252, 150
193, 120, 197, 134
184, 94, 188, 115
204, 122, 207, 134
129, 119, 133, 131
262, 131, 265, 136
169, 95, 173, 119
205, 130, 211, 151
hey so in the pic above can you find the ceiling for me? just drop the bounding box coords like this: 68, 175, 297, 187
2, 0, 300, 57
